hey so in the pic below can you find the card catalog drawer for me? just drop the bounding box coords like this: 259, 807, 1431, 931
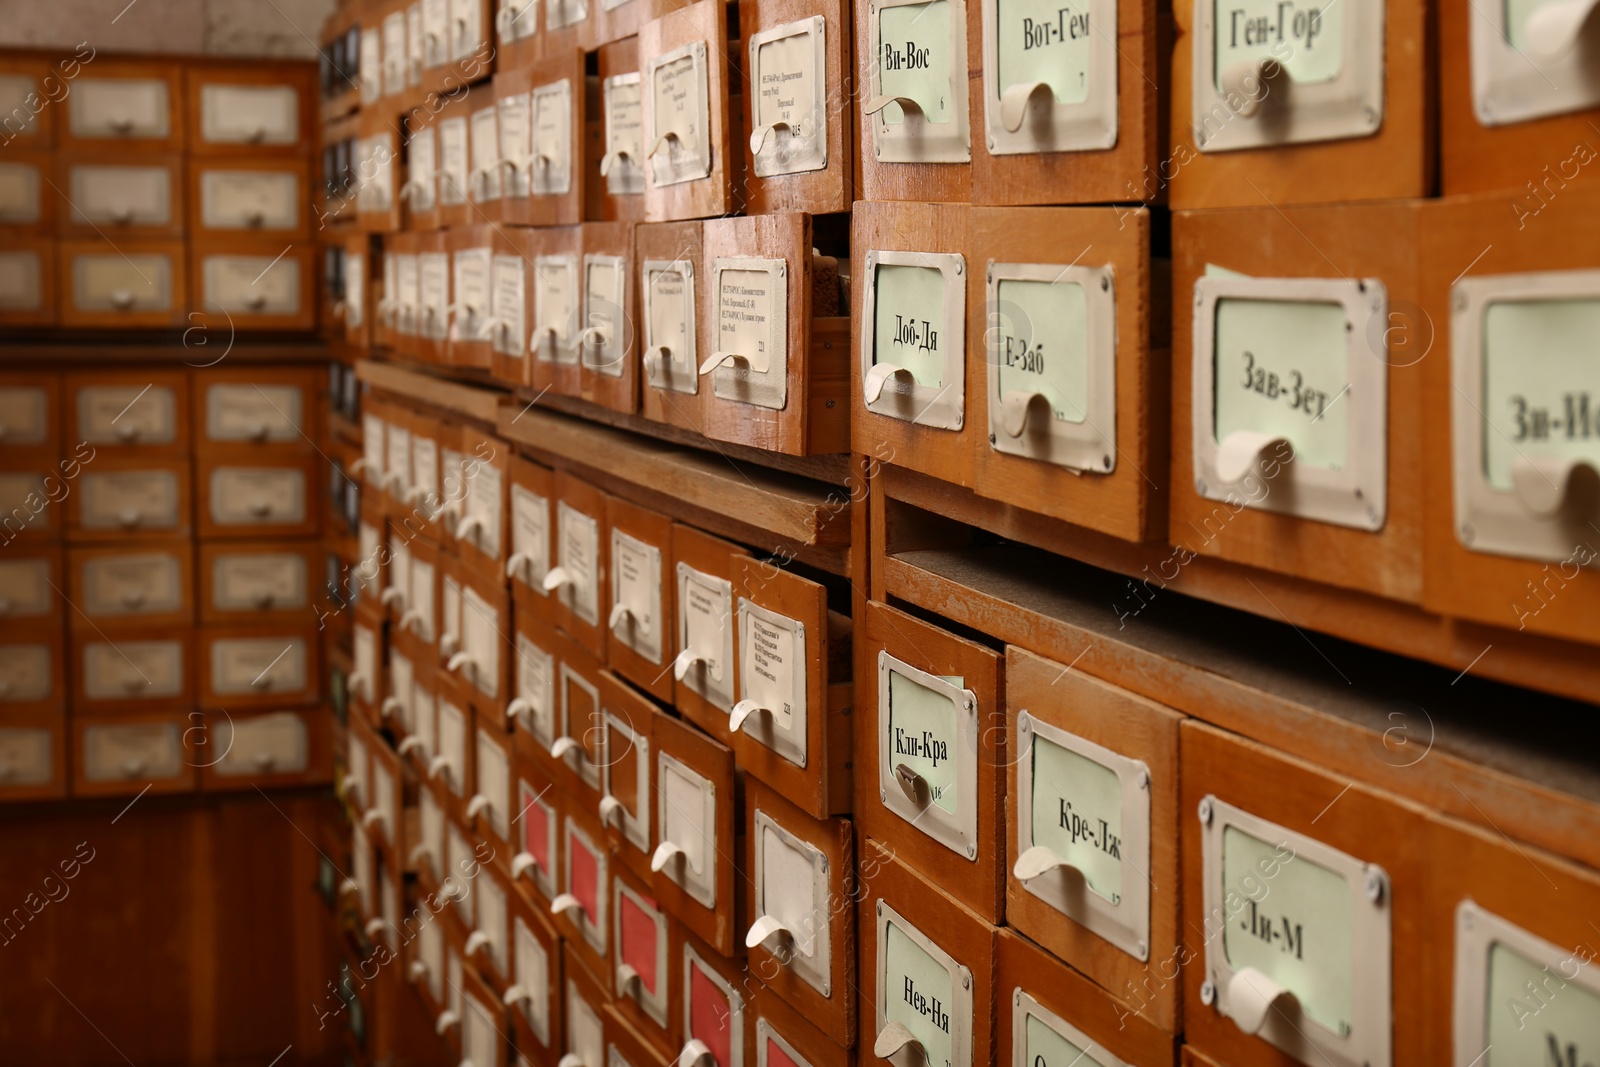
352, 614, 383, 714
606, 497, 675, 701
856, 600, 1004, 923
1172, 202, 1425, 602
58, 154, 184, 237
486, 227, 531, 387
555, 806, 614, 984
508, 611, 565, 781
510, 747, 564, 906
199, 627, 320, 710
855, 0, 973, 203
199, 541, 317, 623
446, 569, 510, 717
852, 202, 975, 486
72, 627, 191, 715
671, 524, 750, 740
672, 924, 749, 1067
447, 224, 496, 372
641, 2, 737, 221
606, 1000, 673, 1067
195, 366, 320, 448
0, 151, 54, 232
743, 775, 855, 1047
857, 838, 996, 1067
397, 532, 441, 649
0, 237, 57, 328
580, 221, 639, 414
356, 112, 401, 233
598, 672, 660, 880
64, 61, 184, 150
432, 690, 477, 810
612, 859, 674, 1047
200, 709, 330, 791
996, 929, 1174, 1067
1181, 721, 1427, 1067
454, 428, 508, 581
549, 470, 610, 660
508, 456, 556, 617
73, 712, 196, 798
595, 38, 647, 223
0, 57, 63, 147
1169, 0, 1427, 208
188, 158, 309, 236
191, 239, 317, 331
0, 638, 64, 716
196, 453, 319, 538
700, 212, 851, 456
731, 556, 851, 819
1420, 189, 1600, 647
969, 206, 1164, 542
187, 63, 313, 155
0, 467, 63, 544
0, 372, 60, 459
551, 640, 610, 814
469, 94, 505, 215
416, 230, 453, 364
341, 235, 370, 348
467, 719, 516, 853
651, 710, 737, 955
0, 550, 63, 632
530, 224, 586, 399
637, 221, 707, 434
501, 52, 585, 228
464, 859, 517, 996
66, 457, 192, 542
1004, 646, 1182, 1032
68, 370, 190, 453
747, 981, 852, 1067
58, 238, 187, 328
505, 876, 565, 1058
0, 713, 67, 802
68, 542, 195, 631
564, 949, 613, 1067
739, 0, 852, 215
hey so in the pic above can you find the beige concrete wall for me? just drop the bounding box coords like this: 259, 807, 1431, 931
0, 0, 337, 58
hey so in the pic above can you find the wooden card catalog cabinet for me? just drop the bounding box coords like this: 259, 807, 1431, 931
582, 221, 639, 414
73, 713, 194, 797
199, 541, 316, 623
69, 371, 189, 455
598, 672, 658, 878
0, 238, 56, 328
187, 62, 314, 156
1005, 647, 1181, 1031
59, 239, 187, 328
197, 454, 318, 539
856, 0, 972, 202
68, 543, 194, 632
996, 930, 1174, 1067
508, 456, 556, 614
672, 525, 750, 738
972, 0, 1158, 204
68, 458, 192, 543
596, 39, 647, 221
188, 158, 309, 238
1421, 189, 1600, 648
613, 860, 673, 1042
0, 550, 62, 631
1173, 202, 1424, 602
853, 202, 974, 486
555, 808, 613, 982
651, 711, 737, 954
0, 715, 66, 802
531, 226, 586, 399
356, 114, 401, 232
550, 471, 611, 659
191, 240, 316, 331
970, 206, 1162, 542
0, 638, 64, 717
638, 221, 707, 434
739, 0, 852, 215
731, 557, 851, 819
63, 60, 184, 151
607, 498, 674, 702
200, 628, 319, 710
0, 58, 59, 147
0, 152, 52, 233
1171, 0, 1429, 208
743, 775, 855, 1047
700, 213, 850, 456
449, 225, 498, 371
58, 154, 183, 238
201, 710, 326, 790
858, 601, 1004, 923
1182, 722, 1422, 1067
859, 839, 993, 1067
641, 1, 736, 221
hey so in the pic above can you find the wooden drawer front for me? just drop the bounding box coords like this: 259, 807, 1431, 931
189, 67, 311, 154
469, 99, 504, 211
456, 429, 508, 577
190, 159, 309, 236
68, 543, 195, 631
565, 946, 611, 1067
0, 237, 56, 328
596, 40, 646, 221
197, 455, 319, 538
856, 600, 1005, 923
747, 983, 853, 1067
461, 928, 512, 1066
671, 524, 749, 739
356, 123, 400, 231
58, 239, 187, 328
489, 228, 530, 383
59, 155, 184, 237
469, 721, 514, 850
1181, 721, 1425, 1067
597, 673, 657, 877
0, 468, 62, 543
196, 368, 318, 448
674, 927, 748, 1067
67, 459, 192, 542
508, 894, 563, 1058
449, 227, 496, 371
579, 223, 637, 415
200, 629, 320, 709
434, 693, 475, 804
64, 63, 184, 149
69, 371, 190, 452
606, 497, 673, 701
0, 374, 59, 456
0, 152, 52, 231
651, 710, 737, 955
0, 639, 63, 716
743, 775, 855, 1047
530, 226, 584, 398
1005, 646, 1182, 1032
512, 761, 563, 905
528, 57, 585, 226
551, 472, 609, 659
0, 715, 67, 802
451, 576, 509, 712
0, 551, 62, 630
637, 220, 706, 434
556, 810, 612, 980
509, 614, 561, 772
508, 456, 556, 611
73, 713, 195, 797
640, 2, 736, 222
0, 59, 60, 147
192, 240, 316, 331
74, 628, 191, 712
199, 541, 316, 622
401, 536, 440, 646
201, 709, 329, 790
612, 863, 673, 1041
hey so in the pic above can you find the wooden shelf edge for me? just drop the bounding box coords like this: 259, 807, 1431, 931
356, 358, 507, 426
0, 338, 332, 363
